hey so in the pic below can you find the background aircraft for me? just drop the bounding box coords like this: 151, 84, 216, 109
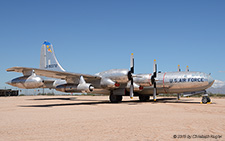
6, 41, 214, 104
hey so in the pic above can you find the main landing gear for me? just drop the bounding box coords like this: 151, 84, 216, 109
109, 95, 123, 103
139, 95, 150, 102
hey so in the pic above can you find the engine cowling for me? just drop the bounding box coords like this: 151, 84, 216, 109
7, 75, 43, 89
100, 78, 120, 88
126, 82, 143, 91
56, 76, 94, 93
77, 83, 94, 92
55, 83, 94, 93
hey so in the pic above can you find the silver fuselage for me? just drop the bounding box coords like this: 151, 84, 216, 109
80, 69, 214, 95
7, 68, 214, 96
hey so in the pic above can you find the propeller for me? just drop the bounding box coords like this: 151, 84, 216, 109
186, 66, 189, 72
151, 59, 157, 101
128, 53, 134, 99
178, 65, 181, 72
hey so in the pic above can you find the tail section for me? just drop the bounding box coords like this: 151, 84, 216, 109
40, 41, 65, 72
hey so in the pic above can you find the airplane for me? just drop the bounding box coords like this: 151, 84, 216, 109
6, 41, 215, 104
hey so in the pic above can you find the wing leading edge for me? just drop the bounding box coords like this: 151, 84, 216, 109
6, 67, 101, 84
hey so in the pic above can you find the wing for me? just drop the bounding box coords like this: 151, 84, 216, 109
6, 67, 101, 84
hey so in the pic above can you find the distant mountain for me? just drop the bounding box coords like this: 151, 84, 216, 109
207, 80, 225, 94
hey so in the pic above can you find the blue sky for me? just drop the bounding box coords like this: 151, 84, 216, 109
0, 0, 225, 90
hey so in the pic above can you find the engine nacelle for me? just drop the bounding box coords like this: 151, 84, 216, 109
7, 75, 43, 89
77, 83, 94, 93
56, 83, 94, 93
126, 82, 143, 91
100, 78, 120, 88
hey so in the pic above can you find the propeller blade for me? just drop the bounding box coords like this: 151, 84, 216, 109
129, 53, 134, 99
153, 82, 157, 101
130, 53, 134, 73
130, 80, 134, 99
153, 59, 157, 73
153, 59, 157, 101
178, 65, 181, 72
151, 59, 157, 84
186, 66, 189, 72
153, 59, 157, 77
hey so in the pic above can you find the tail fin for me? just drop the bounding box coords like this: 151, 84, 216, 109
40, 41, 65, 72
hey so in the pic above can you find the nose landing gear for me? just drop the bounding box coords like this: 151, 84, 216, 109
201, 94, 211, 104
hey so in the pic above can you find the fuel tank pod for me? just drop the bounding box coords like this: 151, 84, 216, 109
7, 75, 43, 89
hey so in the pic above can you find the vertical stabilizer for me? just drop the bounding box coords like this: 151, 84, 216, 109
40, 41, 65, 72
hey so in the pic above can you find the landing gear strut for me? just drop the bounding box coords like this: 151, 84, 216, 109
177, 94, 181, 100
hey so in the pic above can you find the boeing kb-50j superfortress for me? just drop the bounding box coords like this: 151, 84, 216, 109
6, 41, 214, 104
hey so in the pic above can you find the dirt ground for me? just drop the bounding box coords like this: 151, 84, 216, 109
0, 95, 224, 141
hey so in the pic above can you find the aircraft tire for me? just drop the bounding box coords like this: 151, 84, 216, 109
139, 95, 150, 102
117, 95, 123, 102
109, 95, 122, 103
202, 96, 208, 104
207, 96, 211, 102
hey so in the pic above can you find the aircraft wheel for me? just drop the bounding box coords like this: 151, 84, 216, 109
207, 96, 211, 102
117, 95, 123, 102
202, 96, 208, 104
139, 95, 150, 102
109, 95, 122, 103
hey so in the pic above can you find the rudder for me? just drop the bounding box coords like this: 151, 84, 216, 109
40, 41, 65, 72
